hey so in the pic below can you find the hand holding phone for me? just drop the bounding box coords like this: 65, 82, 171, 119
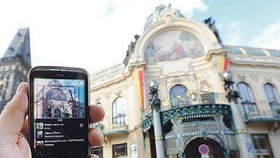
28, 66, 90, 158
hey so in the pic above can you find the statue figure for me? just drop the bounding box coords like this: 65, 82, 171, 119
223, 76, 240, 102
123, 34, 140, 66
149, 82, 161, 111
203, 17, 222, 44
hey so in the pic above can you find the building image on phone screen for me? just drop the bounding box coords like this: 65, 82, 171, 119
34, 79, 85, 119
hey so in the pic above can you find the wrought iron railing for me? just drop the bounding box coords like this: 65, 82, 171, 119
142, 92, 229, 119
245, 110, 280, 122
269, 102, 280, 116
162, 92, 228, 111
240, 101, 280, 122
103, 124, 128, 136
112, 114, 127, 125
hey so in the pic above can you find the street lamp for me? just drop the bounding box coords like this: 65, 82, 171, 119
221, 72, 256, 158
149, 80, 161, 111
148, 80, 166, 158
221, 71, 239, 102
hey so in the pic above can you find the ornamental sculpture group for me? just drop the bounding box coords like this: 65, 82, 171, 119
149, 82, 161, 111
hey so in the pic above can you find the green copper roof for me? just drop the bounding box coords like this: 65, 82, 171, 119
244, 47, 267, 56
144, 4, 184, 31
224, 46, 243, 55
267, 49, 280, 57
225, 45, 280, 57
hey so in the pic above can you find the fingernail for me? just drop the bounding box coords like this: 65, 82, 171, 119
16, 83, 23, 94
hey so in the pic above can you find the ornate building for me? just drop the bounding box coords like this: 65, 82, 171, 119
90, 5, 280, 158
0, 28, 31, 112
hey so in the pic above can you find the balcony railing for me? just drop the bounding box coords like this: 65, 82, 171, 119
143, 92, 229, 118
244, 110, 280, 122
163, 92, 228, 110
241, 101, 280, 122
103, 124, 128, 136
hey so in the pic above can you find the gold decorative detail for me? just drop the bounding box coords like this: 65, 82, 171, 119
155, 135, 164, 140
236, 129, 248, 134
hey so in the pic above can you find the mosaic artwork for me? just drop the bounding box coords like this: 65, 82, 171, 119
34, 79, 85, 119
145, 31, 205, 64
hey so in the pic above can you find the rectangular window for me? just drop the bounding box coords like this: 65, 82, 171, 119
91, 146, 103, 158
113, 143, 127, 158
252, 134, 274, 158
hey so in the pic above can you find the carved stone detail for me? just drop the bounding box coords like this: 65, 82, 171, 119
200, 80, 211, 92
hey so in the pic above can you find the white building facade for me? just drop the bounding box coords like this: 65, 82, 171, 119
90, 5, 280, 158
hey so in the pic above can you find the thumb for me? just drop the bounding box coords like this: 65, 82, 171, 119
0, 82, 28, 138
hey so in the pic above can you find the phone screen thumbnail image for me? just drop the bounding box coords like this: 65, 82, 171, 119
34, 78, 85, 119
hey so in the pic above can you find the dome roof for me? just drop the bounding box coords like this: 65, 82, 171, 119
144, 4, 184, 31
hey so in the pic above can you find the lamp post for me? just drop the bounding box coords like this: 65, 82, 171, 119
149, 80, 166, 158
221, 71, 255, 158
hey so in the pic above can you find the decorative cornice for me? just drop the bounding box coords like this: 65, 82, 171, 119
205, 48, 227, 61
230, 60, 280, 68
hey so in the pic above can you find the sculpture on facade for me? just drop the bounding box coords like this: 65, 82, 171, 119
149, 81, 161, 111
203, 17, 222, 44
123, 34, 140, 66
222, 71, 240, 102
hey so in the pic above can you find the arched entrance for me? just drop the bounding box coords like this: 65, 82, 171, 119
184, 138, 225, 158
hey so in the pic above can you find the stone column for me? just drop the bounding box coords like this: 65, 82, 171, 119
149, 80, 166, 158
153, 109, 166, 158
230, 99, 256, 158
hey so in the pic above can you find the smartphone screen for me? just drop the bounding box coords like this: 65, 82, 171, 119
29, 67, 89, 158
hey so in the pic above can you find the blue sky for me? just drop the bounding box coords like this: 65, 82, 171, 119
191, 0, 280, 47
0, 0, 279, 72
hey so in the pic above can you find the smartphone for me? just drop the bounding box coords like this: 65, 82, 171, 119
28, 66, 89, 158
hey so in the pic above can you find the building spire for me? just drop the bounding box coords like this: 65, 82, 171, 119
3, 28, 31, 66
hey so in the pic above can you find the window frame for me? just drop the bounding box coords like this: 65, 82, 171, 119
169, 84, 188, 107
112, 143, 128, 158
263, 83, 280, 116
251, 134, 274, 158
112, 97, 127, 125
91, 146, 103, 158
237, 82, 258, 115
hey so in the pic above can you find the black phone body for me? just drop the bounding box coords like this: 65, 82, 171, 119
28, 66, 89, 158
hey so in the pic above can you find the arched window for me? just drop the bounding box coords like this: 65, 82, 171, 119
237, 82, 258, 115
264, 83, 280, 115
169, 85, 188, 107
112, 97, 127, 125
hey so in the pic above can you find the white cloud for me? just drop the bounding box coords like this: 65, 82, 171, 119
164, 0, 208, 17
99, 1, 116, 18
0, 0, 208, 73
249, 22, 280, 49
223, 21, 242, 45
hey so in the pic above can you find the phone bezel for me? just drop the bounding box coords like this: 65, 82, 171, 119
28, 66, 90, 157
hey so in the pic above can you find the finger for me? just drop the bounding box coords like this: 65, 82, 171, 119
0, 82, 28, 138
88, 128, 103, 147
89, 105, 105, 123
20, 116, 29, 138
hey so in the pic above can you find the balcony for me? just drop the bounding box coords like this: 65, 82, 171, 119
142, 92, 232, 131
103, 124, 128, 136
143, 92, 228, 117
244, 110, 280, 123
241, 102, 280, 123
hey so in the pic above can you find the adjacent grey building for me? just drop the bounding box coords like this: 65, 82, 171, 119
0, 28, 31, 112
